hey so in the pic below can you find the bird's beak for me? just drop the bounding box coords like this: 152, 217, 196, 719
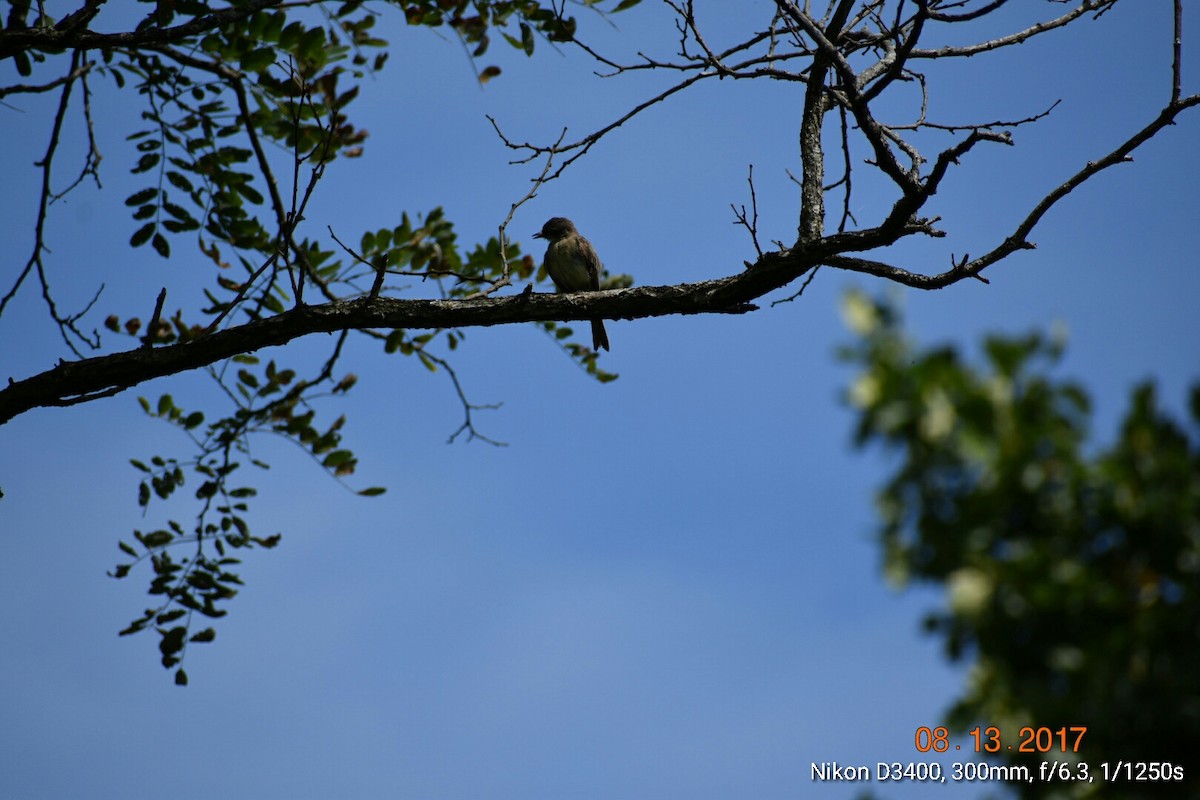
532, 232, 544, 239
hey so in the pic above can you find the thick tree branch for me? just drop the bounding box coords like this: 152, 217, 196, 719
0, 279, 765, 425
0, 0, 283, 59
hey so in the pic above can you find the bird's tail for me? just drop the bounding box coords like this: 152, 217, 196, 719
592, 319, 610, 352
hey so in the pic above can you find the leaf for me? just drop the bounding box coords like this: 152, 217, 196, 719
162, 201, 195, 223
125, 187, 159, 206
236, 182, 264, 204
152, 232, 170, 258
159, 626, 187, 659
174, 668, 188, 686
187, 571, 216, 590
130, 222, 156, 248
240, 48, 276, 73
520, 22, 534, 56
142, 530, 174, 548
322, 450, 354, 468
166, 171, 195, 193
132, 152, 161, 174
358, 486, 387, 497
190, 628, 216, 643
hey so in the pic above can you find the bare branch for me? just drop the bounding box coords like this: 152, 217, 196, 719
477, 129, 569, 300
1172, 0, 1184, 104
731, 165, 763, 258
2, 50, 103, 355
909, 0, 1118, 59
1004, 94, 1200, 258
0, 59, 94, 99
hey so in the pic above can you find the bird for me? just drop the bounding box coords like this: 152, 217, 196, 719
533, 217, 610, 352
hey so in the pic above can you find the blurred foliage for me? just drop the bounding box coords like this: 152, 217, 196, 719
3, 0, 636, 682
841, 290, 1199, 798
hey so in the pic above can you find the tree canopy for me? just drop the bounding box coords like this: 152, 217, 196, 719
843, 291, 1199, 797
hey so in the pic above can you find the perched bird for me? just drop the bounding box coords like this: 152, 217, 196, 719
533, 217, 610, 351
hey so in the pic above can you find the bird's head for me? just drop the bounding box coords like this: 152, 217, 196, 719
533, 217, 577, 242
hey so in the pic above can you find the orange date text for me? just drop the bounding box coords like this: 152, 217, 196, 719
914, 726, 1087, 754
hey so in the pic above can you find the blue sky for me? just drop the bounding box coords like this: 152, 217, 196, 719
1, 2, 1197, 798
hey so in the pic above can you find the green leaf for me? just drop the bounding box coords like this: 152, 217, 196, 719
152, 232, 170, 258
298, 27, 326, 61
279, 21, 305, 50
166, 171, 195, 192
236, 182, 264, 204
520, 22, 534, 56
322, 450, 354, 468
132, 152, 161, 174
130, 222, 156, 248
240, 47, 276, 73
142, 530, 173, 548
358, 486, 387, 497
162, 201, 195, 223
125, 187, 159, 206
187, 571, 216, 590
190, 628, 216, 643
162, 219, 198, 233
174, 668, 188, 686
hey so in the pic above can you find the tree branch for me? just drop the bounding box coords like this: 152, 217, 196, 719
909, 0, 1118, 59
0, 274, 779, 425
0, 0, 283, 59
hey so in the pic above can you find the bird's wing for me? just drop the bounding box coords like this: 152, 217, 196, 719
579, 237, 603, 290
